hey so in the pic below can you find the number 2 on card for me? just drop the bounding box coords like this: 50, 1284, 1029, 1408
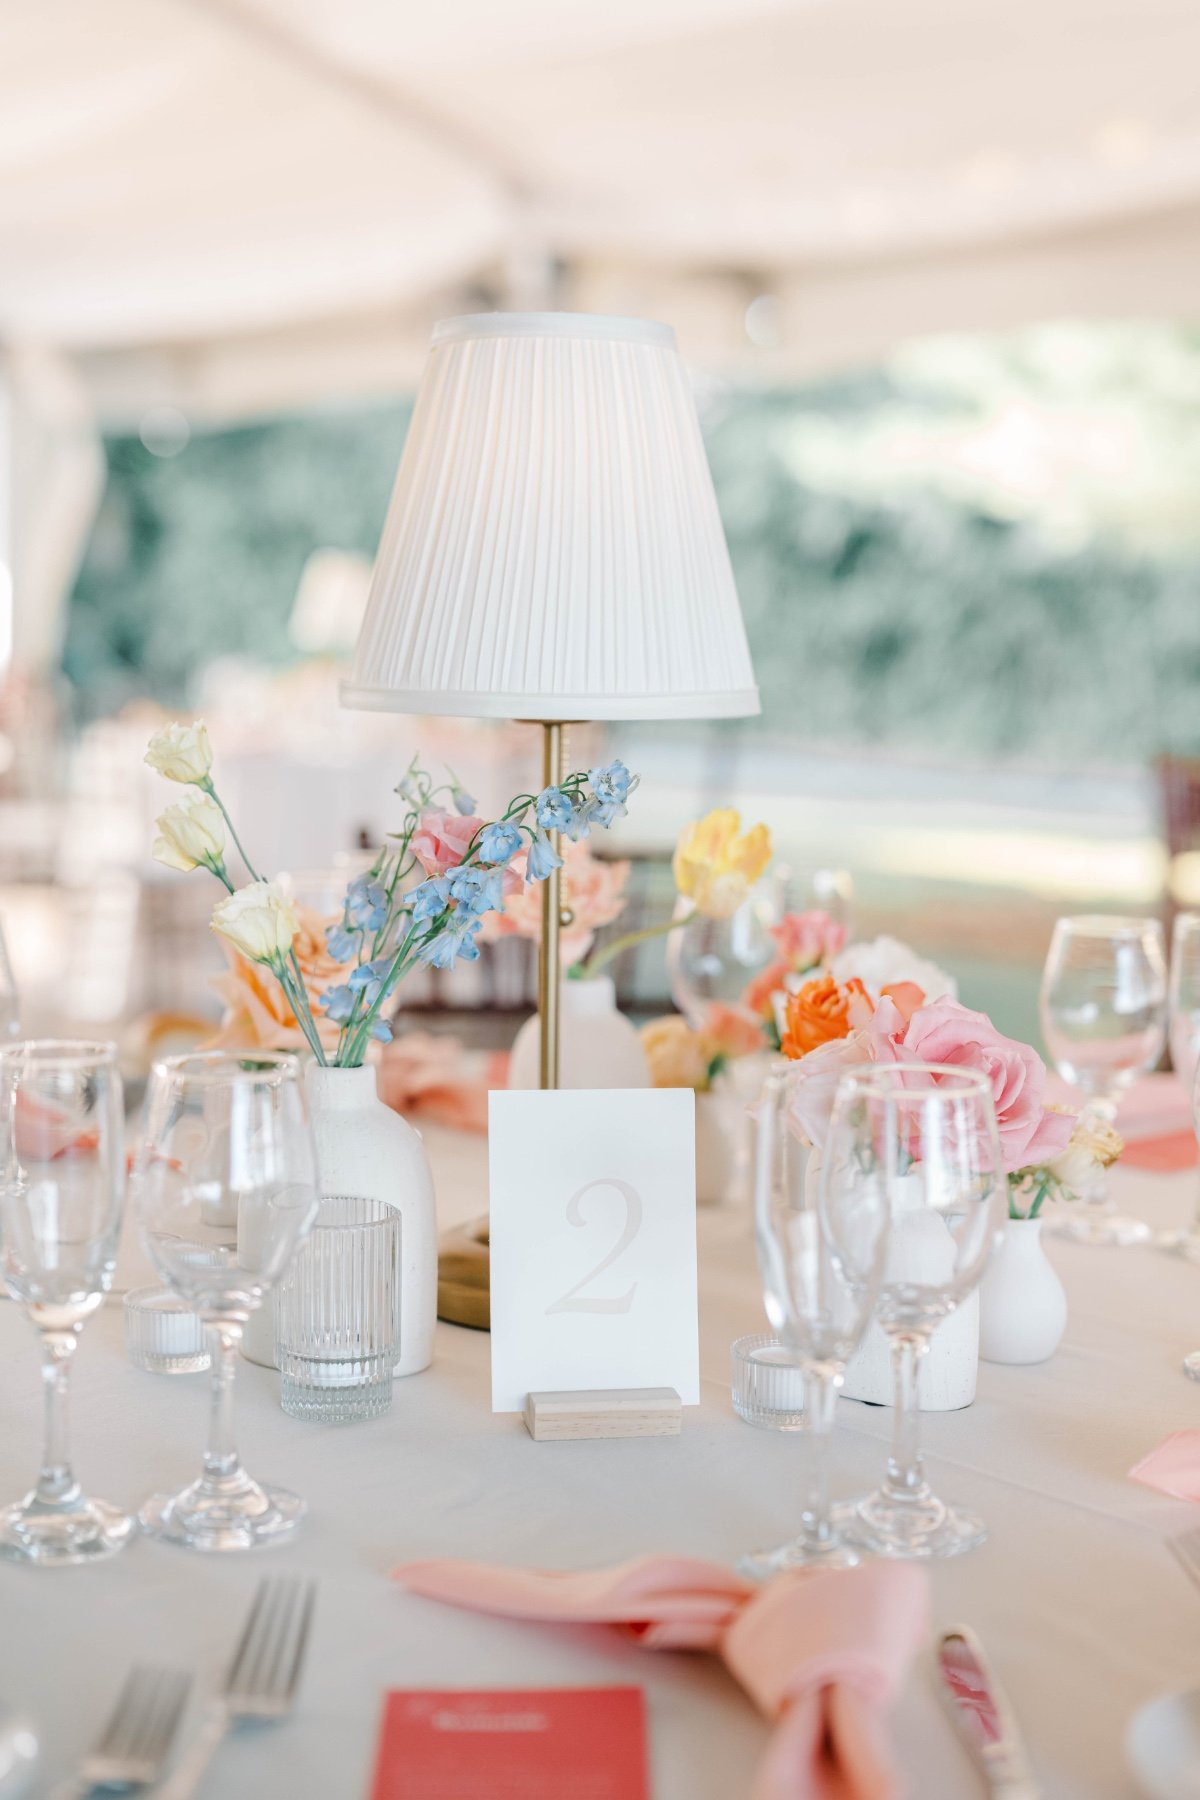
545, 1177, 643, 1315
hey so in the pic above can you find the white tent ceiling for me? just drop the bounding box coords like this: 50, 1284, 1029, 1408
2, 0, 1200, 413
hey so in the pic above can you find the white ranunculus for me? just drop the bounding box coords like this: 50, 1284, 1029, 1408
211, 881, 299, 963
1049, 1111, 1123, 1192
145, 719, 213, 784
153, 790, 225, 873
831, 934, 957, 1004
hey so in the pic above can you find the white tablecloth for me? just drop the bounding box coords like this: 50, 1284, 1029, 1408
2, 1137, 1199, 1798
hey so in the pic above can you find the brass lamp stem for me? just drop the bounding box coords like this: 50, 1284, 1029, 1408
538, 721, 566, 1089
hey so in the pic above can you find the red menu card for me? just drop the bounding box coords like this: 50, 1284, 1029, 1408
369, 1686, 649, 1799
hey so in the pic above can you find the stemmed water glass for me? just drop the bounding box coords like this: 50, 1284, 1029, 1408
0, 1041, 134, 1564
133, 1052, 319, 1551
0, 917, 19, 1041
740, 1068, 890, 1578
1165, 913, 1200, 1263
1040, 916, 1167, 1246
836, 1064, 1005, 1560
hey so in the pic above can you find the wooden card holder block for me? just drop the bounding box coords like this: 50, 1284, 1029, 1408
524, 1388, 683, 1442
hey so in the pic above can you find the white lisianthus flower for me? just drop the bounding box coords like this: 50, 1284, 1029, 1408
145, 719, 213, 784
831, 934, 957, 1003
211, 881, 299, 964
153, 790, 226, 873
1048, 1110, 1124, 1194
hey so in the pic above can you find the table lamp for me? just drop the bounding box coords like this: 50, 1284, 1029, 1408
342, 311, 759, 1321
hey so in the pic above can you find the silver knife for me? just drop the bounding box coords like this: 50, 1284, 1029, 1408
935, 1626, 1041, 1799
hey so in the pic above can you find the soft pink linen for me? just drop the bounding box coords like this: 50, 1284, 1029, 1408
1044, 1072, 1199, 1171
1129, 1430, 1200, 1502
393, 1555, 929, 1800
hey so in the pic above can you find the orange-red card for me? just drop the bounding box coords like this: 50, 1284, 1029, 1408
369, 1687, 649, 1799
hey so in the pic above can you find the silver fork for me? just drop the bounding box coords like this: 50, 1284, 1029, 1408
1170, 1525, 1200, 1592
158, 1576, 316, 1800
50, 1664, 191, 1800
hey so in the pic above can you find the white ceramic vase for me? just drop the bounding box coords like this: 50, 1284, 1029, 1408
695, 1089, 739, 1206
508, 974, 650, 1090
979, 1216, 1067, 1365
242, 1062, 437, 1377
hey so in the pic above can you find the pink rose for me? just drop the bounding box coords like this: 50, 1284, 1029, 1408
782, 1029, 873, 1149
770, 910, 847, 972
899, 997, 1074, 1173
411, 808, 484, 877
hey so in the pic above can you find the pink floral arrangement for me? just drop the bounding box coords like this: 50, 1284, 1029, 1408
781, 982, 1121, 1215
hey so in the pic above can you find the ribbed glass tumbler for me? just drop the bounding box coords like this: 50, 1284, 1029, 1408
274, 1195, 399, 1424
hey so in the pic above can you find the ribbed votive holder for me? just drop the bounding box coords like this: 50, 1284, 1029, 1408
124, 1287, 210, 1375
275, 1194, 398, 1424
731, 1334, 807, 1430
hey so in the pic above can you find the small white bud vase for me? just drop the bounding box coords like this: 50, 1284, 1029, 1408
979, 1217, 1067, 1365
508, 974, 651, 1090
241, 1062, 437, 1377
695, 1089, 739, 1205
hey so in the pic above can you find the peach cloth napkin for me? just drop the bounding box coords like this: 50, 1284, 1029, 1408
393, 1555, 929, 1800
1129, 1432, 1200, 1502
376, 1034, 509, 1135
1044, 1073, 1198, 1172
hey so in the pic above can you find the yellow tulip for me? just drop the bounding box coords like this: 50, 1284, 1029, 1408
672, 808, 772, 920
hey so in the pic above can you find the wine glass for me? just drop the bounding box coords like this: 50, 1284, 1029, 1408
1040, 916, 1167, 1247
1165, 914, 1200, 1263
0, 1041, 134, 1564
133, 1052, 319, 1551
740, 1068, 889, 1578
837, 1064, 1005, 1560
667, 888, 777, 1027
0, 917, 18, 1041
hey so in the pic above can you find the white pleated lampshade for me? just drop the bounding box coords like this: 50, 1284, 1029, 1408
342, 312, 759, 721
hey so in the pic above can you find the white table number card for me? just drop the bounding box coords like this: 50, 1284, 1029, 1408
489, 1088, 700, 1413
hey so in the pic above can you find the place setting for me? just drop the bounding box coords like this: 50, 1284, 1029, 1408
6, 116, 1200, 1794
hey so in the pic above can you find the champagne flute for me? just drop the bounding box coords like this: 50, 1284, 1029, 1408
740, 1068, 889, 1577
133, 1052, 319, 1551
1165, 913, 1200, 1263
1040, 916, 1167, 1247
839, 1064, 1005, 1560
0, 1041, 134, 1564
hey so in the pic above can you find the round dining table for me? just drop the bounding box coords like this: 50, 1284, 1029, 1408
1, 1126, 1198, 1799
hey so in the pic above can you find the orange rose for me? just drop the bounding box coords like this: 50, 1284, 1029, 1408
743, 958, 791, 1022
781, 975, 872, 1060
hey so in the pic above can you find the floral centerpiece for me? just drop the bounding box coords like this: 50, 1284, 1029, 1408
641, 1006, 766, 1093
777, 973, 1122, 1216
480, 805, 773, 983
145, 720, 638, 1067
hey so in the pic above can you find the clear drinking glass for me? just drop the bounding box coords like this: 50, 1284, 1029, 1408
0, 1041, 134, 1564
275, 1194, 398, 1423
838, 1064, 1005, 1561
739, 1068, 889, 1577
133, 1052, 319, 1551
1165, 913, 1200, 1264
1040, 915, 1167, 1246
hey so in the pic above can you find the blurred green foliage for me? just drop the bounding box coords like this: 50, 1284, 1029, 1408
66, 365, 1200, 764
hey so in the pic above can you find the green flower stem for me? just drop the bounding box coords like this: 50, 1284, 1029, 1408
267, 955, 326, 1065
1026, 1178, 1052, 1222
202, 780, 262, 884
583, 912, 685, 978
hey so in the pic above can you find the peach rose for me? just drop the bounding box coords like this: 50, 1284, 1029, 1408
781, 974, 871, 1060
641, 1016, 713, 1091
206, 903, 344, 1054
480, 839, 630, 965
743, 958, 792, 1022
704, 1001, 765, 1060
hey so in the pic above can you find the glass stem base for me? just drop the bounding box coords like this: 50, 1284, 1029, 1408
737, 1499, 861, 1580
139, 1470, 304, 1553
0, 1489, 134, 1566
